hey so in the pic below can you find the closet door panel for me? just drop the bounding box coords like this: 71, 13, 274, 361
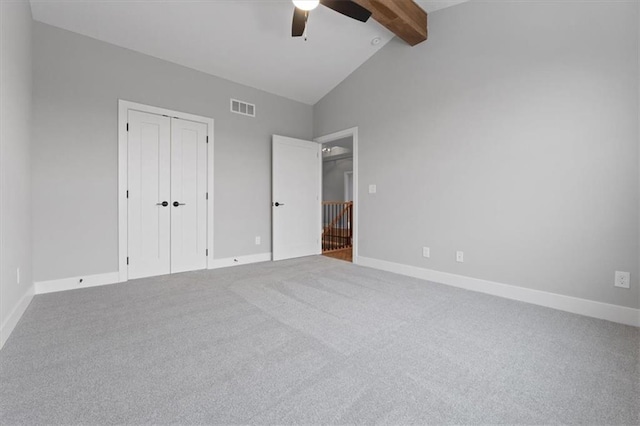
127, 110, 171, 279
170, 118, 208, 273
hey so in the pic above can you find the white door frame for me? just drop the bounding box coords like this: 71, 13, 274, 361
315, 127, 359, 262
118, 100, 214, 282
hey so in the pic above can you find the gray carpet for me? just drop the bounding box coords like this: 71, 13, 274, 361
1, 256, 638, 425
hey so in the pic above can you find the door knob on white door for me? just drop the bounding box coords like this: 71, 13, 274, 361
274, 202, 285, 207
173, 201, 186, 207
156, 201, 169, 207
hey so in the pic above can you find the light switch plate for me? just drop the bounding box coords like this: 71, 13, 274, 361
422, 247, 430, 258
369, 184, 377, 194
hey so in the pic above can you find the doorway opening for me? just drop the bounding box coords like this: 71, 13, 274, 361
320, 135, 354, 263
270, 128, 358, 264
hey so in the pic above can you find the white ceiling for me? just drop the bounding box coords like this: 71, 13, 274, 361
30, 0, 469, 105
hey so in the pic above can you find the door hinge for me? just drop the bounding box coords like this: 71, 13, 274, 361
126, 123, 129, 132
126, 256, 129, 265
206, 249, 209, 256
206, 192, 208, 200
206, 136, 209, 144
126, 190, 129, 199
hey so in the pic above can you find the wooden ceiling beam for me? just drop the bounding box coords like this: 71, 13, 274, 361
353, 0, 428, 46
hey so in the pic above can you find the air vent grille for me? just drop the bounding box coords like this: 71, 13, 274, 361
230, 98, 255, 117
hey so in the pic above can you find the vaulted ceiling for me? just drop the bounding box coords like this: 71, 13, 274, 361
30, 0, 469, 105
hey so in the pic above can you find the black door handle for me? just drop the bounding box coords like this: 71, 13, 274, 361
173, 201, 186, 207
274, 202, 285, 207
156, 201, 169, 207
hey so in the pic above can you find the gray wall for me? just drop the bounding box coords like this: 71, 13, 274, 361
0, 0, 33, 334
323, 158, 353, 202
314, 1, 639, 308
33, 23, 313, 282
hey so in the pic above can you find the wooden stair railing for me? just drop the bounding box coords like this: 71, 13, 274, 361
322, 201, 353, 253
323, 202, 352, 234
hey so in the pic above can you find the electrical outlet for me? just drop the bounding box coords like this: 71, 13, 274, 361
422, 247, 430, 258
16, 268, 20, 284
614, 271, 630, 289
456, 251, 464, 263
255, 236, 261, 245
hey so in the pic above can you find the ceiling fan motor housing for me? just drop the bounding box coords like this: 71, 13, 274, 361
291, 0, 372, 38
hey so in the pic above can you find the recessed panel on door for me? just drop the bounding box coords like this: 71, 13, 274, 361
127, 110, 171, 279
170, 118, 208, 273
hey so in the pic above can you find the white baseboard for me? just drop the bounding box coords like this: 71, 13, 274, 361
34, 253, 273, 294
35, 271, 121, 295
356, 256, 640, 327
209, 252, 272, 269
0, 285, 35, 350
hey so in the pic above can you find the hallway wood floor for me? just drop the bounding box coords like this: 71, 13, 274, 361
322, 247, 352, 262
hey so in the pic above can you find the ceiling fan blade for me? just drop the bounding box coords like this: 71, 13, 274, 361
292, 7, 307, 37
320, 0, 372, 23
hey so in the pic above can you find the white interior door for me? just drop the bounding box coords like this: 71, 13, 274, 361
127, 110, 171, 279
170, 118, 208, 273
272, 135, 321, 261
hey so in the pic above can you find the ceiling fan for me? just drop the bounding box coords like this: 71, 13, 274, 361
291, 0, 372, 39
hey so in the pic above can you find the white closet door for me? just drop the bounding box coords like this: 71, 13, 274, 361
127, 110, 171, 279
170, 118, 208, 273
